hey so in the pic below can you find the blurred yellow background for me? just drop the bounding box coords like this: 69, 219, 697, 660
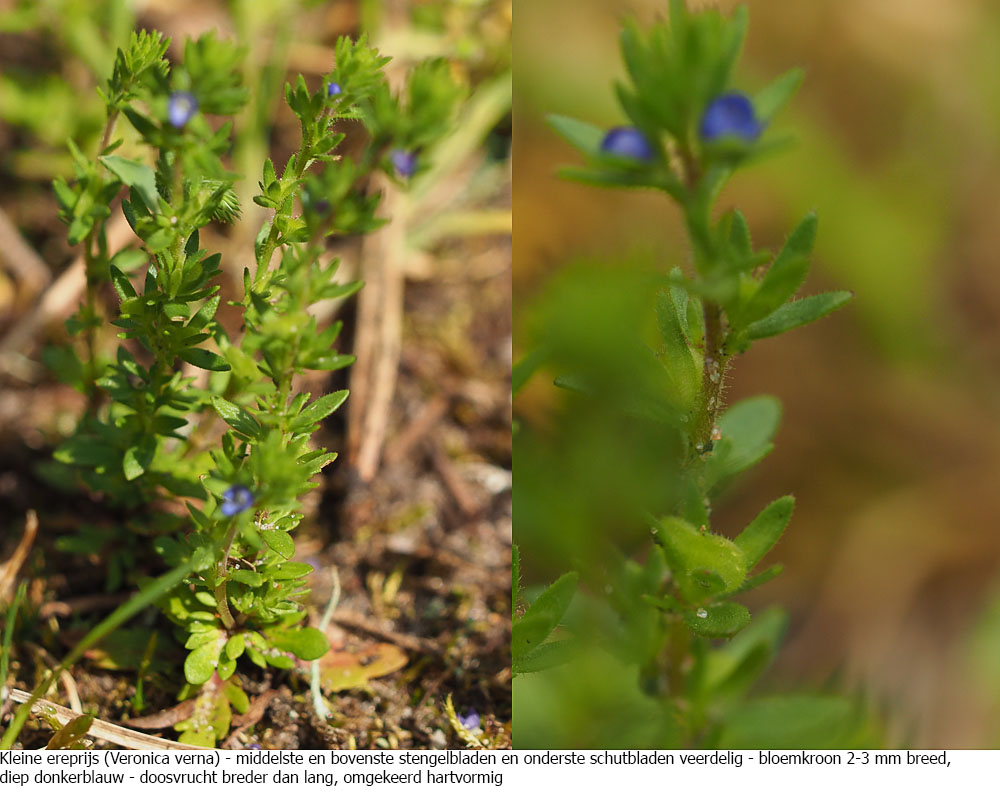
515, 0, 1000, 747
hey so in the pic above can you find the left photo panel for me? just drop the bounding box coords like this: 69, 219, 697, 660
0, 0, 511, 750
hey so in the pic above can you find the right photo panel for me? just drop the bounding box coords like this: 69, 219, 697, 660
514, 0, 1000, 749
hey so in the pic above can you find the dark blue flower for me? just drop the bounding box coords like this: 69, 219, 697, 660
247, 743, 261, 750
457, 708, 480, 730
221, 485, 254, 517
699, 92, 762, 143
599, 127, 655, 161
390, 149, 418, 178
167, 91, 198, 129
327, 82, 342, 97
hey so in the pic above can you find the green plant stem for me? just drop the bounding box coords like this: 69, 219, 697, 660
80, 109, 121, 414
0, 559, 193, 749
215, 525, 240, 630
0, 582, 27, 697
693, 300, 727, 450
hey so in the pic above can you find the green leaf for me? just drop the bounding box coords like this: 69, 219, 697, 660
269, 561, 313, 580
45, 714, 94, 750
99, 155, 159, 210
180, 348, 230, 372
720, 695, 877, 749
225, 636, 245, 661
513, 638, 578, 675
290, 390, 349, 432
513, 572, 577, 663
683, 602, 750, 638
726, 563, 783, 596
735, 495, 794, 567
303, 353, 355, 371
655, 288, 698, 407
265, 626, 329, 660
260, 528, 294, 559
547, 114, 604, 155
216, 654, 237, 681
211, 397, 261, 438
109, 265, 137, 301
228, 570, 264, 587
183, 635, 224, 685
728, 210, 752, 257
735, 212, 816, 327
708, 395, 782, 481
187, 294, 220, 332
224, 681, 250, 714
744, 291, 852, 341
754, 67, 805, 122
122, 437, 155, 481
654, 517, 746, 603
703, 607, 787, 701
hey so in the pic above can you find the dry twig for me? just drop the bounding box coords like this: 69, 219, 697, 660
0, 511, 37, 605
7, 689, 209, 750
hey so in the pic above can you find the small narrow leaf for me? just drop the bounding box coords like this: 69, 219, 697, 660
109, 265, 137, 301
735, 212, 817, 327
656, 288, 698, 407
292, 390, 349, 431
211, 397, 261, 438
744, 291, 852, 341
684, 602, 751, 638
754, 67, 805, 122
180, 348, 231, 372
547, 114, 604, 155
735, 495, 795, 567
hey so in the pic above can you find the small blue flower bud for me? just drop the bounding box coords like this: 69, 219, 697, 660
390, 149, 418, 178
327, 82, 342, 97
699, 92, 762, 143
220, 484, 254, 517
599, 127, 655, 161
167, 91, 198, 129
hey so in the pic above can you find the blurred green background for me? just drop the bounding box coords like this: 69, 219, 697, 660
515, 0, 1000, 747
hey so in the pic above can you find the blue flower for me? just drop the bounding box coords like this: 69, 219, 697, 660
327, 82, 342, 97
390, 149, 418, 178
699, 92, 762, 143
167, 91, 198, 129
221, 485, 254, 517
599, 127, 655, 161
457, 709, 480, 730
